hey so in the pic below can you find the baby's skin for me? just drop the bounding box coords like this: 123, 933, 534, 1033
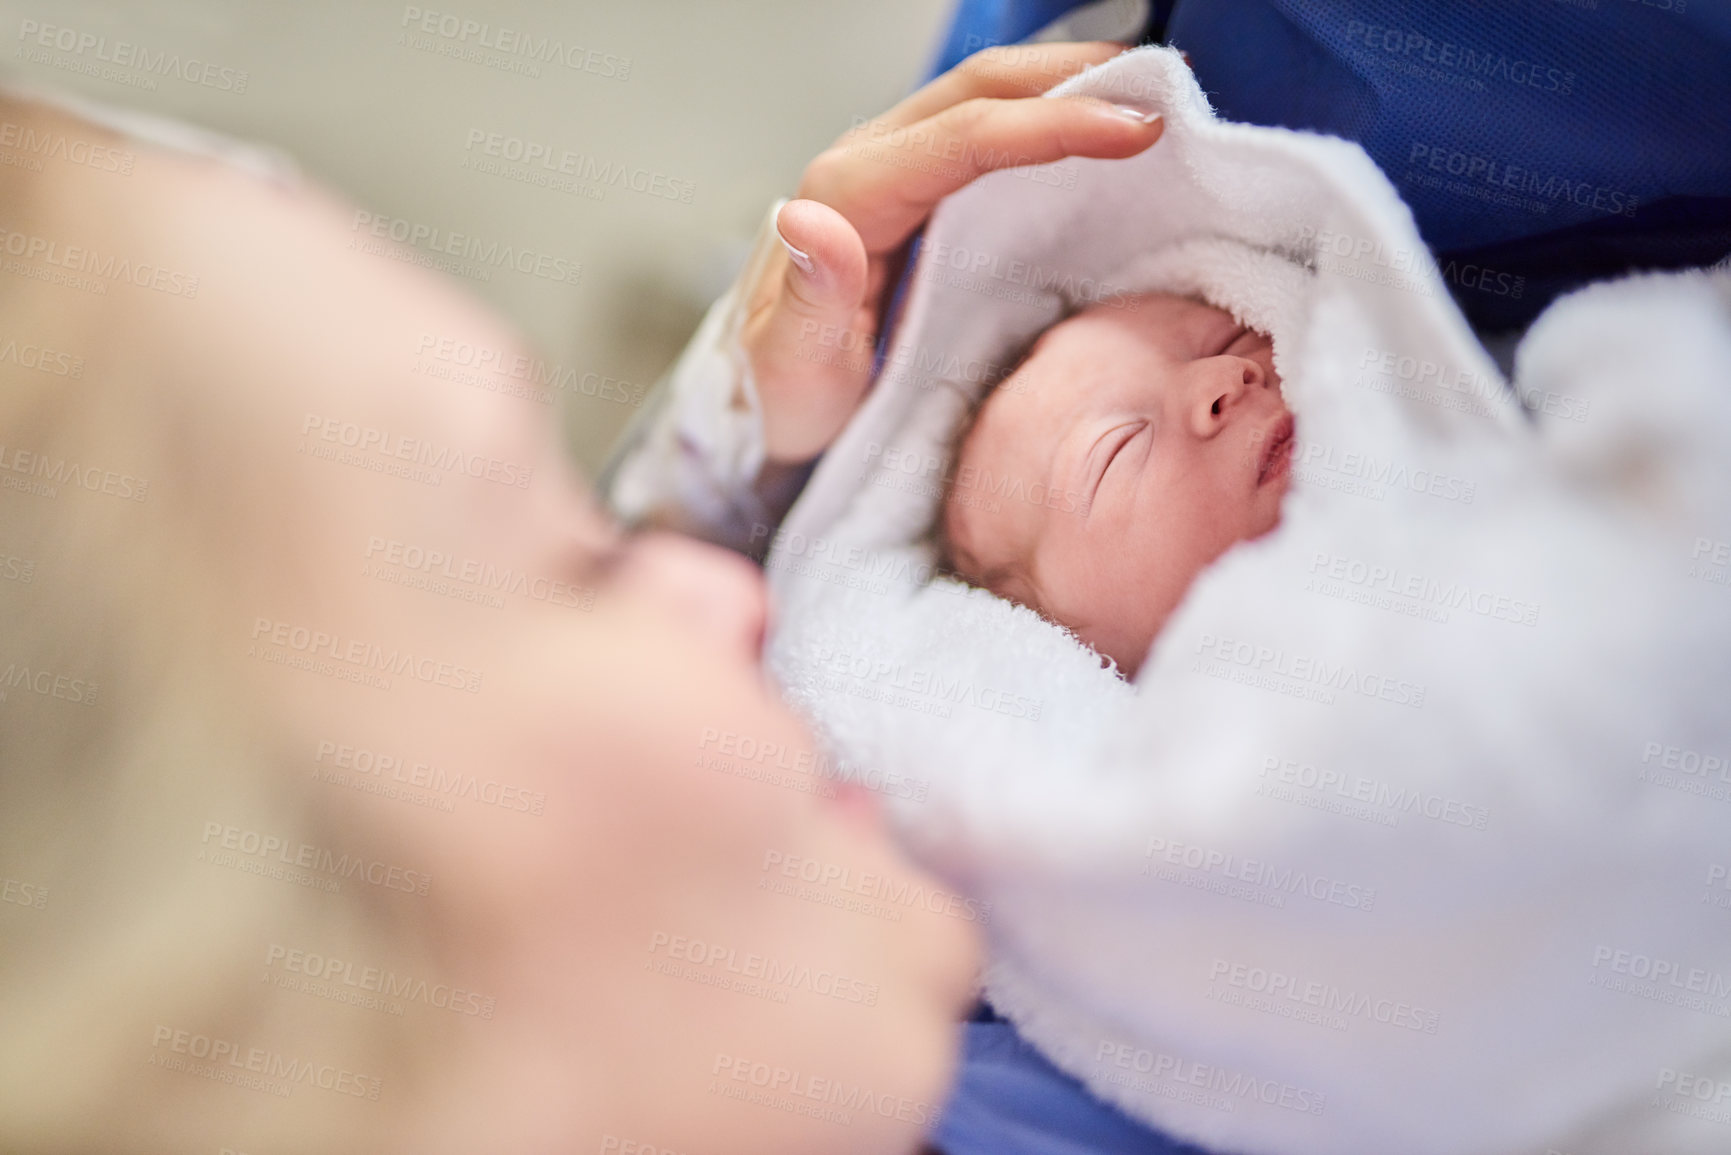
941, 292, 1295, 676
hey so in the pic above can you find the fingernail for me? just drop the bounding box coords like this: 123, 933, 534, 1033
774, 211, 816, 275
1112, 105, 1161, 124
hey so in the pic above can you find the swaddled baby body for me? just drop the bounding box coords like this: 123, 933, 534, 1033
939, 292, 1294, 675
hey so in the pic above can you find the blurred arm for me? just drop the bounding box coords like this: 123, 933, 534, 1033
601, 200, 810, 558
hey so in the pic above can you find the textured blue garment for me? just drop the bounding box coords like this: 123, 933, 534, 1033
931, 1004, 1217, 1155
920, 3, 1731, 1151
1167, 0, 1731, 327
929, 0, 1098, 73
927, 0, 1731, 328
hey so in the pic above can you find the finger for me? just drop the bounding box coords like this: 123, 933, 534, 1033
801, 95, 1163, 254
744, 200, 875, 464
769, 198, 870, 320
872, 41, 1129, 129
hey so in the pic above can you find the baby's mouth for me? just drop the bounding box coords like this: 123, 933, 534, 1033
1256, 413, 1295, 487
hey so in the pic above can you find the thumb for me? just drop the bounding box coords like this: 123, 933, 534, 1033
744, 198, 874, 464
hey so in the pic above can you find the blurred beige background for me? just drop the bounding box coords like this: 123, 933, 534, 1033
0, 0, 952, 470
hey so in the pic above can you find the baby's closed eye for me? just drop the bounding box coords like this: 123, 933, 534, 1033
1083, 420, 1148, 508
1093, 422, 1149, 498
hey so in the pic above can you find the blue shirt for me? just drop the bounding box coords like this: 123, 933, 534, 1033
930, 0, 1731, 329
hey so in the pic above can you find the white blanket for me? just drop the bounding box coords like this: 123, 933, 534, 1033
762, 46, 1731, 1155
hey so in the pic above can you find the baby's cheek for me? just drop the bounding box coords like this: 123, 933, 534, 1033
940, 489, 1000, 581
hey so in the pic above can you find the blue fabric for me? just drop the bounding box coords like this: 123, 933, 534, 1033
929, 0, 1093, 75
932, 1005, 1216, 1155
1166, 0, 1731, 327
926, 0, 1731, 329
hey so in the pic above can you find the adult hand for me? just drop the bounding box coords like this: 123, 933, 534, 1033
744, 42, 1165, 464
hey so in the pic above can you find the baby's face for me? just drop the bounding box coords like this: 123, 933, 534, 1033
943, 293, 1293, 675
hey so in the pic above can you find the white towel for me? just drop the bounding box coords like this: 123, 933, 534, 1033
763, 46, 1731, 1155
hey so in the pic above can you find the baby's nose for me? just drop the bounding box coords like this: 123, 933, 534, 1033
1188, 356, 1265, 437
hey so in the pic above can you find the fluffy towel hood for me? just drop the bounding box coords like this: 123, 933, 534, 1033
764, 46, 1731, 1155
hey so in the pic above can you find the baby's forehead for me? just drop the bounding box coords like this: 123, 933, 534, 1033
958, 293, 1238, 452
985, 294, 1222, 403
1044, 291, 1231, 347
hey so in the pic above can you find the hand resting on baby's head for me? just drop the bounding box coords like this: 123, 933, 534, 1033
939, 292, 1294, 676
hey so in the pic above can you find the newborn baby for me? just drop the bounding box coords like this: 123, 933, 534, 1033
939, 293, 1294, 675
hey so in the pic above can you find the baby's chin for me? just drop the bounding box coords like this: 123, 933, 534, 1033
1090, 629, 1156, 679
1069, 603, 1168, 678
